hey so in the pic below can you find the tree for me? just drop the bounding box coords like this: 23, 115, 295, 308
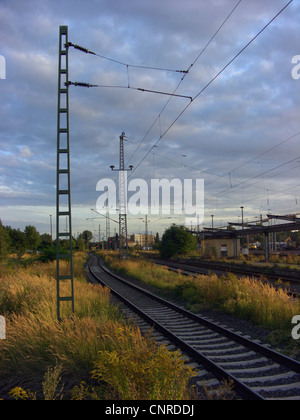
76, 236, 86, 252
0, 220, 10, 259
38, 246, 56, 262
38, 233, 55, 262
155, 232, 160, 244
78, 230, 93, 249
10, 228, 27, 259
160, 224, 197, 258
153, 232, 161, 251
40, 233, 53, 248
24, 225, 41, 252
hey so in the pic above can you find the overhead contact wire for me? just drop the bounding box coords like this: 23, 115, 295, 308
67, 41, 188, 74
129, 0, 293, 177
127, 0, 243, 167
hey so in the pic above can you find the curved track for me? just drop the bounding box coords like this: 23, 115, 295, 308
88, 255, 300, 400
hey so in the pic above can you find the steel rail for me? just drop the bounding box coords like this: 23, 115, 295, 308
151, 258, 300, 297
92, 257, 300, 373
151, 257, 300, 285
88, 262, 263, 400
88, 256, 299, 400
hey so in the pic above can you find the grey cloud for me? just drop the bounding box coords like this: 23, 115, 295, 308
0, 0, 299, 233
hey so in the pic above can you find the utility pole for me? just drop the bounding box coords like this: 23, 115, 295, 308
241, 206, 244, 228
50, 215, 53, 246
241, 206, 244, 252
56, 26, 74, 321
87, 209, 118, 250
145, 215, 149, 250
106, 210, 110, 249
139, 215, 151, 250
110, 132, 133, 259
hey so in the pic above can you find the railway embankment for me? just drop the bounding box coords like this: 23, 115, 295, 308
99, 252, 300, 362
172, 257, 300, 280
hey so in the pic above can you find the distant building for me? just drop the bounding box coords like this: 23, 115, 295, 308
131, 234, 155, 249
91, 233, 156, 251
202, 238, 241, 259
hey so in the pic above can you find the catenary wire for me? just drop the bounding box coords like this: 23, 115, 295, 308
67, 42, 188, 74
126, 129, 300, 204
66, 81, 193, 100
205, 131, 300, 188
129, 0, 293, 178
127, 0, 243, 165
205, 155, 300, 203
67, 1, 245, 170
66, 2, 295, 216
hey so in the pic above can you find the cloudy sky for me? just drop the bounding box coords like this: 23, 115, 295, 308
0, 0, 299, 238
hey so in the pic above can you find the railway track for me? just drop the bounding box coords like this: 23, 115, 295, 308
88, 255, 300, 400
150, 258, 300, 296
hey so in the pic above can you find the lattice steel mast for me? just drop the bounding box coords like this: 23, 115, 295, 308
110, 132, 133, 259
56, 26, 74, 320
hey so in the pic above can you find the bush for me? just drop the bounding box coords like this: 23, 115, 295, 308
38, 246, 56, 263
160, 225, 197, 258
92, 329, 195, 400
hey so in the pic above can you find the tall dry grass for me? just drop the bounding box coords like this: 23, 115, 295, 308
0, 254, 196, 400
176, 273, 300, 330
101, 252, 300, 330
103, 252, 183, 291
0, 259, 121, 380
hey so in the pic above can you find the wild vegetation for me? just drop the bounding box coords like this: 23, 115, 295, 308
0, 253, 196, 400
100, 252, 300, 358
0, 219, 94, 261
160, 224, 198, 258
1, 218, 299, 399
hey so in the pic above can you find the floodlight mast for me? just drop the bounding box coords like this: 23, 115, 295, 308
110, 132, 133, 259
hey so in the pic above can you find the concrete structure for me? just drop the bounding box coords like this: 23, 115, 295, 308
196, 217, 300, 260
202, 238, 241, 259
131, 234, 155, 249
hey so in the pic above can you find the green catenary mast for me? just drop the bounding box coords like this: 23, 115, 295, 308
56, 26, 74, 320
